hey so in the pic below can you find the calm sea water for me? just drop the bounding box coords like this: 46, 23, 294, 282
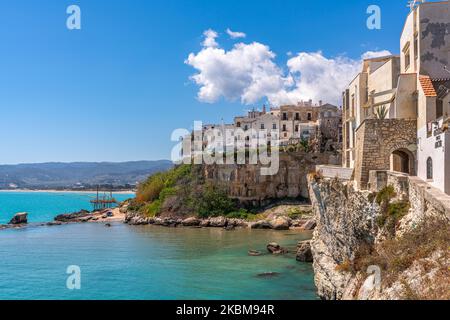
0, 191, 133, 224
0, 192, 317, 300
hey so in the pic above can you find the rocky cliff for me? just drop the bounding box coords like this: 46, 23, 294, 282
308, 172, 450, 300
203, 151, 340, 207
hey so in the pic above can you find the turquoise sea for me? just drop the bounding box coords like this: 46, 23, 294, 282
0, 192, 317, 300
0, 191, 133, 224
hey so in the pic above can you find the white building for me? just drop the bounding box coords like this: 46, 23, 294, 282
400, 0, 450, 194
343, 0, 450, 195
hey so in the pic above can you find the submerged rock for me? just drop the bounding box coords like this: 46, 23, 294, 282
248, 250, 262, 256
46, 221, 62, 226
257, 272, 280, 278
9, 212, 28, 225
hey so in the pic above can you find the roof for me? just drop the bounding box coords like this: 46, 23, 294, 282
419, 75, 437, 97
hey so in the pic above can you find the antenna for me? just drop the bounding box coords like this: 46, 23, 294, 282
444, 66, 450, 74
407, 0, 426, 11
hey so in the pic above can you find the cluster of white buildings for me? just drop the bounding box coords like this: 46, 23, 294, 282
199, 100, 341, 152
343, 0, 450, 195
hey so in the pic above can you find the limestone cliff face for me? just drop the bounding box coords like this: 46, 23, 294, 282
203, 152, 340, 207
308, 177, 379, 299
308, 173, 450, 300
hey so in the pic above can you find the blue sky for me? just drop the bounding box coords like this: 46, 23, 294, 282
0, 0, 412, 164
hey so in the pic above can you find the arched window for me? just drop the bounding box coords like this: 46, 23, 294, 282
427, 157, 433, 180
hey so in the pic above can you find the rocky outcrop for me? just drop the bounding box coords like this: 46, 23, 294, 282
269, 216, 291, 230
9, 212, 28, 225
308, 177, 378, 300
203, 152, 340, 206
181, 217, 200, 227
266, 242, 288, 255
55, 210, 91, 222
296, 240, 313, 262
308, 173, 450, 300
208, 216, 228, 228
125, 208, 313, 231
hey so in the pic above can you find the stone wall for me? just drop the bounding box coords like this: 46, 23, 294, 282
203, 151, 340, 207
354, 119, 417, 190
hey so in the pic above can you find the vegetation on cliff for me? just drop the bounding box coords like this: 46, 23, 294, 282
373, 186, 410, 237
130, 164, 245, 218
352, 216, 450, 299
334, 185, 449, 300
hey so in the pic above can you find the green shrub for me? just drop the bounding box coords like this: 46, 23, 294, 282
226, 209, 250, 219
376, 201, 410, 233
136, 172, 166, 203
193, 183, 236, 218
142, 200, 162, 217
376, 185, 396, 205
135, 164, 191, 203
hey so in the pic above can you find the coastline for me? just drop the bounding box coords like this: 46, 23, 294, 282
0, 189, 135, 194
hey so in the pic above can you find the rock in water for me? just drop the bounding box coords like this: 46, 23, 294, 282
267, 242, 287, 254
269, 216, 291, 230
209, 216, 227, 227
248, 250, 262, 256
257, 272, 280, 278
182, 217, 200, 227
9, 212, 28, 225
296, 240, 313, 262
200, 220, 210, 227
250, 220, 272, 229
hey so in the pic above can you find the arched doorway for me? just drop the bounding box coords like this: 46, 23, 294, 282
391, 149, 415, 175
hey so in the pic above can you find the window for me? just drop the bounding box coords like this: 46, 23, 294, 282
282, 124, 287, 132
260, 123, 265, 130
414, 33, 418, 61
282, 113, 288, 121
295, 125, 299, 132
272, 123, 277, 130
244, 125, 248, 131
295, 113, 300, 120
437, 99, 443, 119
351, 94, 355, 117
427, 157, 433, 180
236, 122, 241, 128
307, 113, 312, 121
403, 42, 411, 70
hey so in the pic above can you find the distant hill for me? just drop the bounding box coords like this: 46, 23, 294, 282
0, 160, 173, 190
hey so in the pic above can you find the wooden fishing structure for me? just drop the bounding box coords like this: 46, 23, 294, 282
90, 186, 117, 211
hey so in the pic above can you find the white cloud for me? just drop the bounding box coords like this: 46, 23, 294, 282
185, 42, 286, 104
202, 29, 219, 48
362, 50, 392, 59
186, 30, 391, 106
226, 28, 246, 39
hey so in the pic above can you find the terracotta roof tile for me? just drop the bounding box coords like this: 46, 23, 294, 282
419, 75, 437, 97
